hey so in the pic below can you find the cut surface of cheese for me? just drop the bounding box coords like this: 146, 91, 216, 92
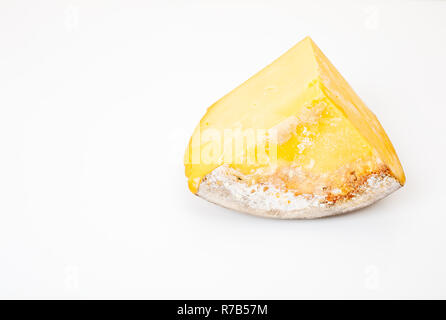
184, 36, 405, 219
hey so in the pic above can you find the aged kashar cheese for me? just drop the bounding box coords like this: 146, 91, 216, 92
184, 36, 405, 219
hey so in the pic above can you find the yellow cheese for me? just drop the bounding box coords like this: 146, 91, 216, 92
184, 36, 405, 197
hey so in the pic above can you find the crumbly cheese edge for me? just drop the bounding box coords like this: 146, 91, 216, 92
197, 165, 400, 219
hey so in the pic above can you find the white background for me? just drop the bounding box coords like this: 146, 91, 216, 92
0, 0, 445, 299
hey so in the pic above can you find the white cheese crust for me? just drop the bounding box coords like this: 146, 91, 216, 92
197, 165, 401, 219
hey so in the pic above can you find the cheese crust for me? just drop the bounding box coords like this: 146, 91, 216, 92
197, 165, 401, 219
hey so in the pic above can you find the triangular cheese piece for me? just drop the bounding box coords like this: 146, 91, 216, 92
184, 36, 405, 219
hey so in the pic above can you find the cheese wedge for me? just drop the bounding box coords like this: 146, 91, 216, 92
184, 36, 405, 219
